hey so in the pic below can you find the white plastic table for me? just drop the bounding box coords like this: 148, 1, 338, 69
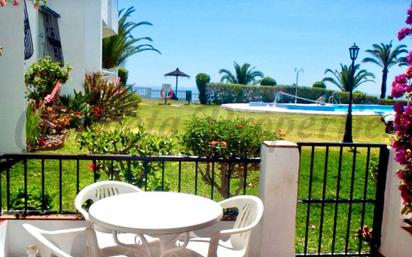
89, 191, 223, 257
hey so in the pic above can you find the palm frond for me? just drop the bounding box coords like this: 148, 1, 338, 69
102, 6, 160, 68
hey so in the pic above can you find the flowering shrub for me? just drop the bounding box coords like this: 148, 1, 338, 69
391, 3, 412, 215
181, 116, 278, 197
83, 72, 140, 121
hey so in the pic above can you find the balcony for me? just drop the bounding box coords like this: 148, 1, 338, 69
102, 0, 118, 38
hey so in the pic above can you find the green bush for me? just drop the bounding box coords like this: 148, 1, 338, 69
10, 186, 53, 211
59, 91, 90, 129
207, 83, 278, 103
24, 57, 72, 101
313, 81, 326, 89
26, 104, 41, 148
181, 116, 277, 197
260, 76, 277, 86
117, 67, 129, 86
195, 73, 210, 104
77, 123, 175, 190
205, 83, 386, 105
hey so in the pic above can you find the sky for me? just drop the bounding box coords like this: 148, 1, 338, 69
119, 0, 411, 97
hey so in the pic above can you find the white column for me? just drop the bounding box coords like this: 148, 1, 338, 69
380, 148, 412, 257
0, 4, 26, 152
251, 141, 299, 257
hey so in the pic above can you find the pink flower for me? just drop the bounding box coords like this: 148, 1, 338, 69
394, 102, 405, 112
406, 68, 412, 81
399, 185, 412, 203
398, 27, 412, 40
0, 0, 6, 7
407, 16, 412, 25
12, 0, 19, 6
391, 82, 406, 98
397, 170, 407, 180
395, 74, 408, 84
395, 149, 408, 165
44, 80, 62, 104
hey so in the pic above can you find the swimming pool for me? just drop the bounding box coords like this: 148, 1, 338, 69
222, 103, 394, 115
276, 103, 393, 115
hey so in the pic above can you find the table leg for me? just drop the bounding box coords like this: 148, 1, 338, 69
157, 232, 189, 257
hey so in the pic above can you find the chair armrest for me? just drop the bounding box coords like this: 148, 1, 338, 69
219, 226, 252, 236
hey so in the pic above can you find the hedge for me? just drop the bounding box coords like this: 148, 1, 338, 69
205, 83, 401, 105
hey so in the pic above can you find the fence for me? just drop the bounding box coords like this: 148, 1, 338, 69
134, 87, 199, 102
0, 154, 259, 215
296, 142, 389, 257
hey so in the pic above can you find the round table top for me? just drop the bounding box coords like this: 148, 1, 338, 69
89, 192, 223, 235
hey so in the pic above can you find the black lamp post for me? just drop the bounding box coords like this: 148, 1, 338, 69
342, 43, 360, 143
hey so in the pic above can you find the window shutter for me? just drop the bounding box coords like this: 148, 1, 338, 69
40, 6, 64, 65
23, 0, 33, 60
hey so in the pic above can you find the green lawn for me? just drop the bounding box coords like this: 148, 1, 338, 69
58, 99, 390, 151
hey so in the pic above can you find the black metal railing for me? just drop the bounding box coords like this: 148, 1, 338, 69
0, 154, 259, 216
296, 142, 388, 257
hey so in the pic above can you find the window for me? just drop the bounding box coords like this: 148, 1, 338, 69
39, 6, 64, 65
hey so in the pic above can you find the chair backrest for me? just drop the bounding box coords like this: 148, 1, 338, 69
219, 195, 264, 251
23, 223, 82, 257
75, 180, 142, 221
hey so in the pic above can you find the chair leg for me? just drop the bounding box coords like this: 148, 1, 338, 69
26, 244, 37, 257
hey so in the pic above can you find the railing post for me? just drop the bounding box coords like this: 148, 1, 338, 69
379, 147, 412, 257
251, 141, 299, 257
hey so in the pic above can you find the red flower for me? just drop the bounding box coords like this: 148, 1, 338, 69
91, 107, 103, 117
12, 0, 19, 6
37, 138, 47, 146
0, 0, 6, 6
237, 124, 244, 129
399, 185, 412, 203
88, 163, 96, 171
220, 141, 227, 148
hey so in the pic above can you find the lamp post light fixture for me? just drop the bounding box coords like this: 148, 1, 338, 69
342, 43, 360, 143
294, 68, 304, 104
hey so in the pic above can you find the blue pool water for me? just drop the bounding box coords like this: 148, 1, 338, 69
249, 102, 394, 115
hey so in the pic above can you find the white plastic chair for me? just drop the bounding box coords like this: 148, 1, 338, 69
22, 223, 140, 257
183, 195, 264, 257
75, 180, 159, 257
23, 223, 90, 257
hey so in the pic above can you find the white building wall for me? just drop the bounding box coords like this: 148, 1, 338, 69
0, 4, 26, 153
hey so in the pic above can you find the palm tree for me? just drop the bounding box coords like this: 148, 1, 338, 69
362, 41, 407, 99
102, 7, 160, 69
219, 62, 264, 85
323, 64, 375, 92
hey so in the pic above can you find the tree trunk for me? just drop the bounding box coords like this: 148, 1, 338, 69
381, 68, 388, 99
